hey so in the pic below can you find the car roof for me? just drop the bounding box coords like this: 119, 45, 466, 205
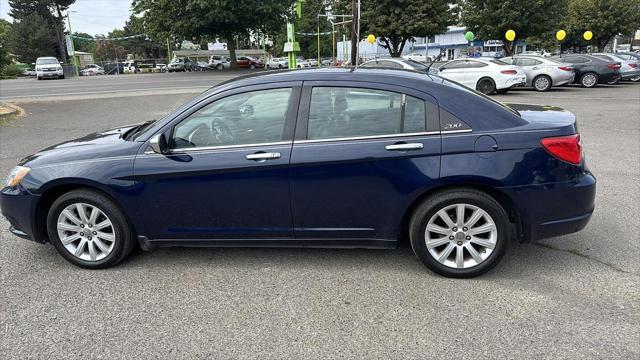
212, 67, 441, 91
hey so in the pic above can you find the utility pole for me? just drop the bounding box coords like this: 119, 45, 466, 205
350, 0, 358, 65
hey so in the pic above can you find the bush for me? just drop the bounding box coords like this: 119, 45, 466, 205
1, 63, 24, 78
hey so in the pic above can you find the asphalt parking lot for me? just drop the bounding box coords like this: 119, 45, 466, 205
0, 75, 638, 358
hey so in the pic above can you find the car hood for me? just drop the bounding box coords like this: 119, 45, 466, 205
19, 124, 144, 168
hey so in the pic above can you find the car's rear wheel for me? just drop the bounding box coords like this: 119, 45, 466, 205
580, 72, 598, 88
533, 75, 552, 91
47, 189, 135, 269
476, 78, 496, 95
409, 189, 510, 278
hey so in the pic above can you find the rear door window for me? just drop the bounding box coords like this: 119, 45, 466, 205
307, 87, 426, 139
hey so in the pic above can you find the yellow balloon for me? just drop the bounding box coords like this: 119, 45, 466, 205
505, 29, 516, 42
367, 34, 376, 44
556, 30, 567, 41
583, 31, 593, 41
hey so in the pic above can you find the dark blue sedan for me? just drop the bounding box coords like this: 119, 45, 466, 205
0, 68, 596, 277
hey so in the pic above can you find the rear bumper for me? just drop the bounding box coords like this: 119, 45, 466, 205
501, 172, 596, 242
599, 72, 620, 83
0, 186, 42, 243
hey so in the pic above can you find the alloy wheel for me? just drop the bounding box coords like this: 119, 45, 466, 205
582, 74, 597, 87
424, 203, 497, 269
56, 203, 116, 262
534, 76, 551, 91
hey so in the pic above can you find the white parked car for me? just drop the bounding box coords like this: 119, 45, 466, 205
34, 57, 64, 80
208, 55, 230, 70
402, 52, 432, 63
80, 64, 105, 76
500, 56, 575, 91
296, 59, 311, 68
436, 58, 526, 94
23, 68, 36, 76
155, 64, 167, 73
307, 58, 319, 67
266, 57, 288, 69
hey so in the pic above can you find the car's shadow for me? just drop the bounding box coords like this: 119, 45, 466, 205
22, 236, 607, 280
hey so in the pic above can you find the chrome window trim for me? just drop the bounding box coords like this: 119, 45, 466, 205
144, 141, 292, 155
295, 131, 441, 144
440, 129, 473, 135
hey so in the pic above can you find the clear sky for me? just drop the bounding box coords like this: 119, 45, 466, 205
0, 0, 133, 36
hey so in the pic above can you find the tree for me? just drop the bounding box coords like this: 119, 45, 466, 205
359, 0, 458, 57
8, 0, 75, 62
132, 0, 293, 68
9, 13, 57, 64
0, 19, 12, 71
95, 40, 126, 61
72, 32, 97, 54
566, 0, 640, 51
462, 0, 567, 55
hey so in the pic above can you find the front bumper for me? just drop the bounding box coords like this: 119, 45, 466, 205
501, 172, 596, 242
37, 70, 63, 78
0, 186, 42, 243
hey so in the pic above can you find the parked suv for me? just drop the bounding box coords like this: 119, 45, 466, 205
35, 57, 64, 80
500, 55, 574, 91
208, 55, 230, 70
551, 54, 621, 87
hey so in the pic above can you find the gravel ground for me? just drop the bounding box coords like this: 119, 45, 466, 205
0, 81, 638, 359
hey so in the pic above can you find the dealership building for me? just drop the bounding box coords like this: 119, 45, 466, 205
338, 26, 527, 61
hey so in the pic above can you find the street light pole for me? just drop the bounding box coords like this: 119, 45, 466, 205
66, 11, 79, 77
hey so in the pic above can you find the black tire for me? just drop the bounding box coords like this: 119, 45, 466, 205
476, 78, 496, 95
250, 64, 256, 70
60, 75, 65, 79
47, 189, 136, 269
580, 72, 599, 88
630, 76, 640, 82
409, 188, 510, 278
37, 76, 42, 80
533, 75, 552, 91
496, 89, 509, 94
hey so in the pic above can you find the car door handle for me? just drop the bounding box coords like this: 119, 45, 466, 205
246, 152, 281, 161
532, 67, 540, 70
385, 143, 424, 151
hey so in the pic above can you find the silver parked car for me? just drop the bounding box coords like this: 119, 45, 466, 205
361, 57, 432, 72
592, 53, 640, 82
500, 55, 574, 91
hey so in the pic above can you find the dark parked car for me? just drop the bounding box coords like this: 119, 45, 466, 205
551, 54, 621, 87
0, 68, 596, 278
103, 62, 124, 75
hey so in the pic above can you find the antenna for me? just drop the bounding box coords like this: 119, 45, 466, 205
425, 49, 445, 73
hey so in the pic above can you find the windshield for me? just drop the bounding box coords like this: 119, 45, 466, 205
36, 58, 59, 65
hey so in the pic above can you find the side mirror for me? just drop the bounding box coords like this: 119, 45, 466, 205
149, 133, 168, 154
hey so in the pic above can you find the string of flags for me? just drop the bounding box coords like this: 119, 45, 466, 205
71, 34, 147, 41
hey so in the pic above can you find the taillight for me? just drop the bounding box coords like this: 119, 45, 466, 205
541, 134, 582, 165
607, 63, 621, 70
558, 66, 573, 71
501, 69, 518, 75
629, 63, 638, 68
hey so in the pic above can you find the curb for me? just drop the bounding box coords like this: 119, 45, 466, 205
0, 102, 25, 123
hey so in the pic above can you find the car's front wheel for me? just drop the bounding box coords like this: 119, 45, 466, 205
409, 189, 510, 278
47, 189, 135, 269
